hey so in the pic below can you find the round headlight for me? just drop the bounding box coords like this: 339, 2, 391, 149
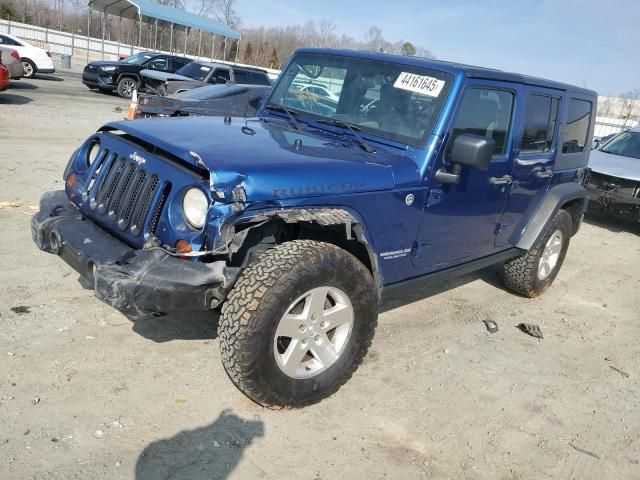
183, 188, 208, 229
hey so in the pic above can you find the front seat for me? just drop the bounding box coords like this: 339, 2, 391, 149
375, 84, 414, 137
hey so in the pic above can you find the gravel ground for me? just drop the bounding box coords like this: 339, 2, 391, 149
1, 66, 639, 480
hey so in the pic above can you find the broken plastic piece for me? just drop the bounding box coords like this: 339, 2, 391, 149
483, 319, 498, 333
517, 323, 543, 339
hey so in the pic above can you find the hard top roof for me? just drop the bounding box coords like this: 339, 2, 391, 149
296, 48, 597, 97
191, 61, 268, 73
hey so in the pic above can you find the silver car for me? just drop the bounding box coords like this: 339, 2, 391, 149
586, 127, 640, 221
0, 46, 24, 79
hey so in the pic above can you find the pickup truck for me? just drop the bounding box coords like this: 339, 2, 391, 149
32, 48, 596, 408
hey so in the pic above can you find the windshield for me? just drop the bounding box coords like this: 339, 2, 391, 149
123, 52, 153, 65
176, 62, 211, 81
266, 52, 452, 146
601, 131, 640, 159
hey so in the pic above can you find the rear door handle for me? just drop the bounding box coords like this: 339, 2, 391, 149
489, 175, 513, 185
535, 169, 554, 179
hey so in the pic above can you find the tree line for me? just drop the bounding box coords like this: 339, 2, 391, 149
0, 0, 433, 68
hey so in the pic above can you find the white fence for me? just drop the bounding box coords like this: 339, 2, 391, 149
0, 18, 280, 77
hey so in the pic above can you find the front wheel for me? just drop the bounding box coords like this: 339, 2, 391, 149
218, 240, 378, 408
117, 77, 138, 98
502, 209, 572, 297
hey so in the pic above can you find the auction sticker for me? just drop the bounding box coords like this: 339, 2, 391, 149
394, 72, 445, 97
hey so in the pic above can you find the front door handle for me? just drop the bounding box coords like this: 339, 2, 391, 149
535, 169, 554, 179
489, 175, 513, 185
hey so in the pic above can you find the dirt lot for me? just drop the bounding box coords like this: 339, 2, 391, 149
1, 67, 639, 480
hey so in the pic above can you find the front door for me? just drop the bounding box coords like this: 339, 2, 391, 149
412, 81, 519, 272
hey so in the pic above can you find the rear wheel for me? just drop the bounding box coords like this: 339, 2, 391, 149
502, 209, 572, 297
117, 77, 138, 98
21, 59, 36, 78
218, 240, 378, 408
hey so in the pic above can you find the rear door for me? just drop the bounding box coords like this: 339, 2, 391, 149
495, 89, 562, 246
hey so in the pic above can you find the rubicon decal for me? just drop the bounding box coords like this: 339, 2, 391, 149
273, 182, 366, 198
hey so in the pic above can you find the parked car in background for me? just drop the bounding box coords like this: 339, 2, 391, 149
292, 81, 339, 101
131, 84, 270, 119
0, 33, 54, 78
586, 128, 640, 221
141, 61, 271, 95
82, 52, 192, 98
0, 63, 9, 91
0, 47, 24, 79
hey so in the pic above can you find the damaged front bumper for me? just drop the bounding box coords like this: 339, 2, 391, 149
31, 190, 232, 318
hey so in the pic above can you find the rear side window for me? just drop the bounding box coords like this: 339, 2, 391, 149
520, 95, 559, 153
250, 72, 271, 86
452, 88, 514, 156
562, 99, 592, 153
233, 70, 250, 84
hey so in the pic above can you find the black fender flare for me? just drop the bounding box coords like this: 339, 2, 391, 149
231, 207, 382, 294
516, 182, 588, 251
115, 73, 141, 86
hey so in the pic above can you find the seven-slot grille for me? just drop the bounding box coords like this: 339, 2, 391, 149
82, 147, 168, 236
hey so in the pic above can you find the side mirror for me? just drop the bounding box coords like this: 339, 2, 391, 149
591, 138, 600, 150
435, 134, 496, 184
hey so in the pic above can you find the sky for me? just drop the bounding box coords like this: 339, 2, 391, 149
237, 0, 638, 96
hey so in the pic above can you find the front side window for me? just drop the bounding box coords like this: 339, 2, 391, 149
146, 57, 168, 71
451, 88, 514, 156
208, 69, 230, 84
266, 52, 453, 146
520, 95, 559, 153
601, 131, 640, 159
562, 99, 592, 153
123, 52, 153, 65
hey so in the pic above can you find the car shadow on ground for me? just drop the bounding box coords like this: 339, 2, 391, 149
131, 310, 219, 342
584, 210, 640, 235
8, 81, 38, 90
0, 93, 32, 104
34, 73, 64, 82
135, 409, 264, 480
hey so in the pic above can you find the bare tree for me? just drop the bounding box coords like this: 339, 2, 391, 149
364, 26, 384, 52
215, 0, 240, 28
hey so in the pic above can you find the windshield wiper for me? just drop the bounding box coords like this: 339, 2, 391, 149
317, 119, 375, 154
264, 103, 301, 131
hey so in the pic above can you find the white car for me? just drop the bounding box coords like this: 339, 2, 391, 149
292, 82, 339, 102
0, 33, 55, 78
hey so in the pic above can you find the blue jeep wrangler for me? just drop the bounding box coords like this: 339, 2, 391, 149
32, 49, 597, 408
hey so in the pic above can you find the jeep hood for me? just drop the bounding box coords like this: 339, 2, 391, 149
589, 149, 640, 182
101, 116, 420, 202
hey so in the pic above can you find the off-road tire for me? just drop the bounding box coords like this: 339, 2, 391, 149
218, 240, 378, 408
116, 77, 138, 98
502, 209, 572, 297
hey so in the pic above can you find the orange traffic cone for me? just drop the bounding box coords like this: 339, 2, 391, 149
126, 89, 138, 120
